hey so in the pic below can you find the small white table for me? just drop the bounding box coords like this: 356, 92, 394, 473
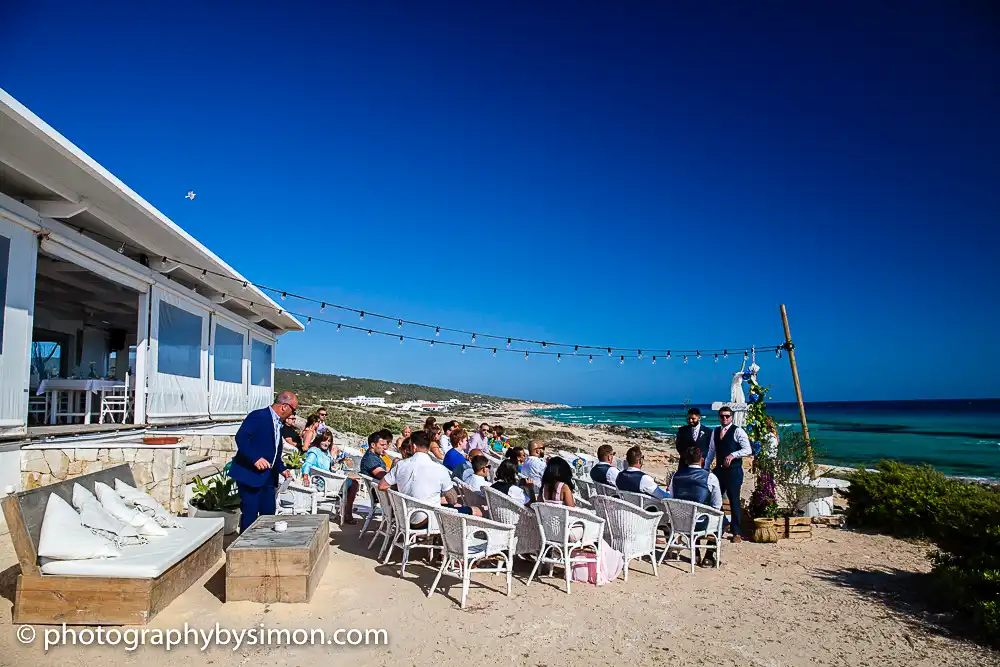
36, 379, 127, 425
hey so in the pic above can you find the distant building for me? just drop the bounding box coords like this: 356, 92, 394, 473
343, 395, 386, 406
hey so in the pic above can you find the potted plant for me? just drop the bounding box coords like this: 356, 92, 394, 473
283, 449, 305, 479
188, 472, 241, 534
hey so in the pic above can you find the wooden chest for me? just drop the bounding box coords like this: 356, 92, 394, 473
226, 514, 329, 603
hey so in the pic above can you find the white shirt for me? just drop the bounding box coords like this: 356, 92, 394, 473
440, 434, 452, 453
466, 474, 491, 493
623, 467, 670, 499
383, 451, 454, 522
499, 484, 531, 506
669, 465, 724, 509
267, 407, 282, 467
522, 456, 547, 488
603, 465, 620, 486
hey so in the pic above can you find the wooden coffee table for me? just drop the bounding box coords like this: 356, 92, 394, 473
226, 514, 330, 603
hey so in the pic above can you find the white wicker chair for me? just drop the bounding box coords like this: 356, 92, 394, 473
575, 478, 597, 502
483, 486, 541, 557
427, 512, 517, 608
276, 479, 318, 515
592, 495, 661, 581
458, 483, 487, 512
369, 486, 396, 560
595, 482, 619, 497
660, 499, 725, 573
383, 491, 446, 577
528, 503, 605, 594
307, 468, 350, 523
356, 474, 383, 539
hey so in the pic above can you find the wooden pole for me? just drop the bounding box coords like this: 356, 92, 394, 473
780, 304, 816, 479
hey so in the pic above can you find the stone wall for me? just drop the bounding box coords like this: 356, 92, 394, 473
21, 444, 189, 514
183, 434, 237, 470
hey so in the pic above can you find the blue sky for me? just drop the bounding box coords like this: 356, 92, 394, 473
3, 2, 999, 405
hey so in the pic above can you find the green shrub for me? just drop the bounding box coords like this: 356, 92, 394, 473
846, 460, 1000, 645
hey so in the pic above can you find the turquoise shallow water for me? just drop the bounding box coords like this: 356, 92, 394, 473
532, 399, 1000, 480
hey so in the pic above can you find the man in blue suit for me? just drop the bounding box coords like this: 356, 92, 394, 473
229, 392, 298, 532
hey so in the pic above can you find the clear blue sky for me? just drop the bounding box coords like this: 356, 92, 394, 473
3, 2, 999, 405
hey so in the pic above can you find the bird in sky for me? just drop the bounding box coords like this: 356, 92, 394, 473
185, 191, 196, 200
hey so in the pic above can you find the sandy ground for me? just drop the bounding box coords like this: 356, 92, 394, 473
1, 520, 997, 666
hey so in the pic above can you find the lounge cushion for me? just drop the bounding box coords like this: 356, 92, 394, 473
37, 494, 122, 560
95, 482, 166, 536
115, 479, 182, 528
40, 516, 224, 578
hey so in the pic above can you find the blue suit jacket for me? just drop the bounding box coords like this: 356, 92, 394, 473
229, 407, 286, 488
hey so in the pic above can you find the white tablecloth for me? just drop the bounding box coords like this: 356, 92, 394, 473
36, 379, 127, 395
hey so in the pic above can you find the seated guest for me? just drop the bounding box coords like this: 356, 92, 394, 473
456, 448, 484, 484
398, 438, 414, 459
442, 427, 469, 472
281, 415, 302, 450
504, 446, 527, 467
489, 425, 509, 455
590, 444, 620, 486
300, 414, 321, 451
540, 457, 577, 507
376, 428, 395, 470
394, 425, 413, 451
491, 459, 532, 506
669, 445, 724, 566
669, 445, 723, 509
441, 420, 458, 453
303, 430, 358, 523
360, 431, 390, 480
521, 440, 547, 493
466, 455, 491, 492
423, 416, 437, 432
616, 446, 670, 499
469, 422, 491, 452
377, 430, 481, 527
428, 426, 446, 461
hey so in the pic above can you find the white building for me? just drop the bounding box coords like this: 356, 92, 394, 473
343, 395, 386, 406
0, 88, 303, 487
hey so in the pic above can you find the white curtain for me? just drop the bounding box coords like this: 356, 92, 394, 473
147, 286, 210, 422
0, 218, 36, 436
209, 315, 248, 418
247, 335, 274, 410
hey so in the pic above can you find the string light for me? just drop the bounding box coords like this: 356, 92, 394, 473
619, 355, 625, 364
241, 281, 248, 290
461, 345, 466, 354
666, 350, 671, 360
696, 350, 702, 360
336, 324, 341, 332
360, 311, 365, 320
652, 356, 657, 364
776, 347, 783, 358
637, 349, 642, 359
574, 345, 579, 353
367, 330, 372, 336
430, 340, 434, 347
723, 350, 729, 359
744, 351, 749, 359
435, 326, 441, 336
557, 353, 561, 362
607, 347, 612, 356
492, 348, 497, 357
280, 291, 286, 300
714, 354, 719, 363
542, 342, 547, 349
524, 351, 529, 360
399, 335, 403, 344
306, 317, 312, 326
320, 302, 326, 311
397, 319, 402, 328
589, 355, 593, 363
118, 242, 126, 254
507, 338, 512, 349
472, 333, 477, 343
683, 355, 688, 364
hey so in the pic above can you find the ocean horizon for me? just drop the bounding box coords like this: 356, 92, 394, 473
532, 398, 1000, 480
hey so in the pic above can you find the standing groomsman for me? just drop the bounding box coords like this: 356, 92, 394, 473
711, 406, 752, 542
675, 407, 714, 470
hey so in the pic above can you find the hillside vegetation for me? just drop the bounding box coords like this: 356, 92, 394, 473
275, 368, 517, 407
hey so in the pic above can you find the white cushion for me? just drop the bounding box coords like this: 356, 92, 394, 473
71, 482, 99, 511
71, 483, 145, 546
37, 494, 122, 560
95, 482, 166, 536
115, 479, 182, 528
40, 516, 223, 578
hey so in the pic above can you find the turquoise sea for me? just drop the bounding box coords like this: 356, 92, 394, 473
532, 399, 1000, 480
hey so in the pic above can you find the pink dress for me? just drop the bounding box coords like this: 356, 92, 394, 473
543, 483, 624, 585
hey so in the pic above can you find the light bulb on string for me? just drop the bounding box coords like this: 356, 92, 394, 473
696, 350, 702, 360
492, 348, 497, 357
241, 281, 248, 290
397, 319, 402, 329
320, 302, 326, 311
574, 345, 579, 354
461, 345, 466, 354
430, 340, 434, 347
359, 311, 365, 320
723, 350, 729, 359
306, 317, 311, 326
472, 333, 477, 343
588, 355, 593, 364
278, 309, 283, 316
507, 338, 512, 349
637, 349, 643, 359
118, 242, 126, 254
714, 354, 718, 363
652, 356, 657, 365
525, 351, 529, 360
683, 355, 688, 364
744, 351, 749, 360
607, 347, 612, 356
367, 330, 372, 336
619, 355, 624, 365
776, 347, 782, 359
399, 336, 403, 344
542, 342, 547, 349
557, 353, 561, 363
201, 268, 207, 278
435, 326, 440, 336
336, 324, 341, 332
280, 291, 286, 300
666, 350, 671, 360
